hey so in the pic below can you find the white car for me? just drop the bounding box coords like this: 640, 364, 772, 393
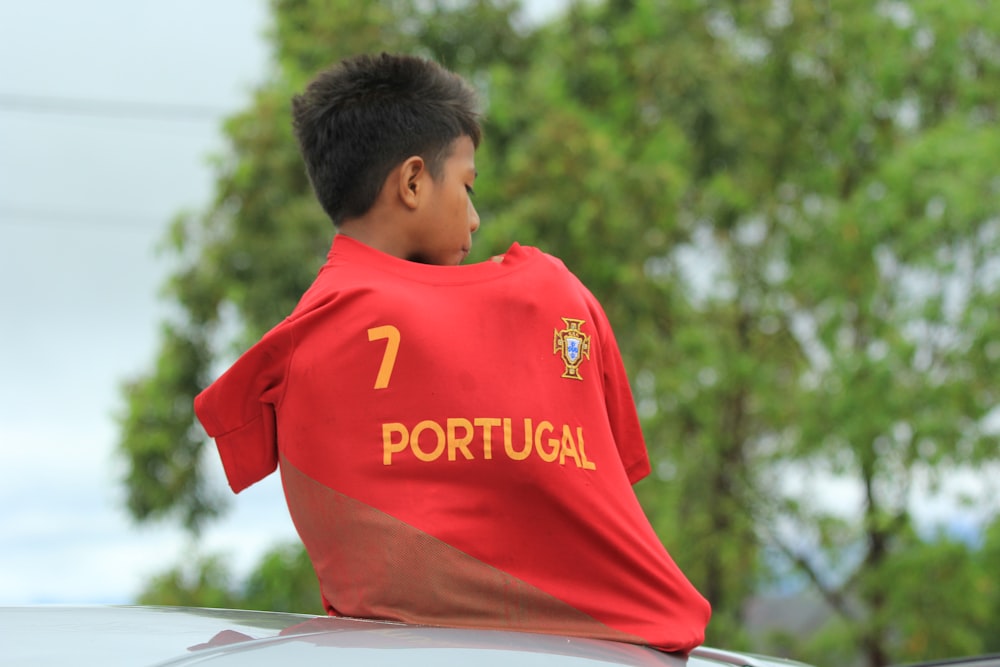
1, 605, 814, 667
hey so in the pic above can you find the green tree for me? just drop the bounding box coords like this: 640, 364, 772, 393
137, 542, 322, 613
137, 553, 241, 609
751, 3, 1000, 663
979, 516, 1000, 652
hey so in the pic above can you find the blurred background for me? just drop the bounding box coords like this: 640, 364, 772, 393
2, 1, 999, 666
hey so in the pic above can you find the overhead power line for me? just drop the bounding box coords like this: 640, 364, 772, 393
0, 204, 170, 231
0, 93, 230, 122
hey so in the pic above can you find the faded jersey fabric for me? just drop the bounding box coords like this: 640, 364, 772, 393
194, 235, 711, 653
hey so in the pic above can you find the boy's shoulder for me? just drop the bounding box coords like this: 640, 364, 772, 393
490, 242, 571, 273
326, 235, 565, 278
286, 237, 584, 319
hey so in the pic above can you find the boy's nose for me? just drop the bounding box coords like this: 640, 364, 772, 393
469, 203, 480, 233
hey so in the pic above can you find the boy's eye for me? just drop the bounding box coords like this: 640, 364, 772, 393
465, 185, 476, 196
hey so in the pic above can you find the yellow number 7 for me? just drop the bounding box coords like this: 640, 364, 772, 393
367, 325, 401, 389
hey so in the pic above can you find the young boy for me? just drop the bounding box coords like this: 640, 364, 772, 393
194, 53, 710, 653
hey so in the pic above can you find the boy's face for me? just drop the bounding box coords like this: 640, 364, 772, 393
408, 135, 480, 266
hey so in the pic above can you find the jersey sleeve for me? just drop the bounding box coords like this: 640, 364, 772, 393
193, 324, 294, 493
585, 289, 651, 484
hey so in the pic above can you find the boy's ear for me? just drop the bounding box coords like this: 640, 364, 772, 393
397, 155, 426, 210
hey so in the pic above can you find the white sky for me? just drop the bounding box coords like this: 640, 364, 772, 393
0, 0, 296, 605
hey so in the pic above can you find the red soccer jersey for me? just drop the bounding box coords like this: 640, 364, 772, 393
194, 235, 710, 652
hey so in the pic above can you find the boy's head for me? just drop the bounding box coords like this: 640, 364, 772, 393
292, 53, 482, 227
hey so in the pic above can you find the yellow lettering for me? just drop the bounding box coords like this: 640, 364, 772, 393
578, 427, 596, 470
534, 420, 558, 463
367, 325, 401, 389
447, 418, 474, 461
474, 417, 500, 460
383, 419, 595, 470
382, 423, 408, 465
505, 418, 531, 461
410, 420, 445, 462
559, 424, 582, 467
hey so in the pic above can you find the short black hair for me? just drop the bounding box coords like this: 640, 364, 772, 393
291, 52, 482, 226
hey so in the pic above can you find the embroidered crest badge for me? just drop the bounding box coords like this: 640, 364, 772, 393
553, 317, 591, 380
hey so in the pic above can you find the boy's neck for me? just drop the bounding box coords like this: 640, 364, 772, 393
336, 158, 426, 262
337, 214, 409, 260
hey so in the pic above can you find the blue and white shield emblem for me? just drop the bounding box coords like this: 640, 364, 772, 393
566, 337, 581, 363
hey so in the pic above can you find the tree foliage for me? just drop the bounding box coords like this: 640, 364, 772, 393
137, 541, 322, 613
119, 1, 1000, 664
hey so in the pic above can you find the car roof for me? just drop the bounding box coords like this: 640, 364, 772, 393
894, 657, 1000, 667
1, 605, 813, 667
